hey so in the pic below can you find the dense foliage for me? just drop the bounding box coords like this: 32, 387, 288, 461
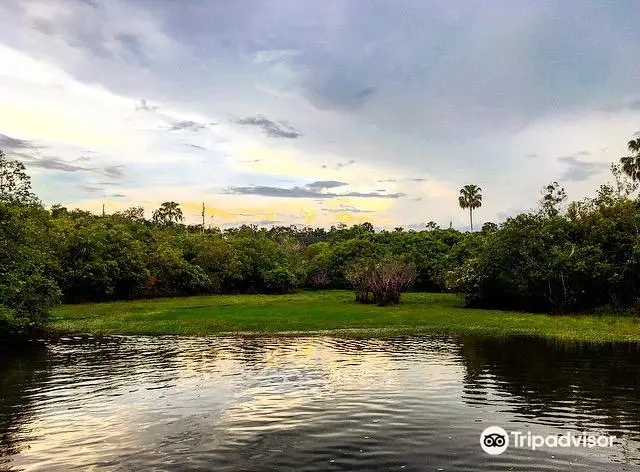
0, 152, 60, 337
4, 140, 640, 338
24, 188, 640, 316
346, 256, 416, 305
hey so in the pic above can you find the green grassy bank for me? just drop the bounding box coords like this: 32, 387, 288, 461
49, 291, 640, 343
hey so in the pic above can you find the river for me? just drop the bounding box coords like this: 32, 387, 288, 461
1, 335, 639, 471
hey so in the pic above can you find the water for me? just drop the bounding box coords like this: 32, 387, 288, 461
1, 335, 639, 471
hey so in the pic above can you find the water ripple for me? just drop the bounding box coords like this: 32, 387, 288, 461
1, 335, 639, 471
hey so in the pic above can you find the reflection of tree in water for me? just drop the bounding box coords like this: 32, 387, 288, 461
457, 335, 640, 438
0, 342, 50, 467
0, 336, 186, 470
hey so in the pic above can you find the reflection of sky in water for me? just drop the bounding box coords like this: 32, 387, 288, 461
1, 336, 639, 471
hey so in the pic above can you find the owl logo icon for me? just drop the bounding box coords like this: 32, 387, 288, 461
480, 426, 509, 455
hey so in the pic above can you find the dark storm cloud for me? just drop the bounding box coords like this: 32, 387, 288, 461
12, 0, 640, 141
164, 1, 640, 135
236, 116, 302, 139
558, 154, 609, 182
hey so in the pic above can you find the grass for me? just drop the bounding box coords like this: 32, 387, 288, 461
49, 290, 640, 343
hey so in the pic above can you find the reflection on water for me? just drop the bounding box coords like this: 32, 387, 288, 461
1, 335, 639, 471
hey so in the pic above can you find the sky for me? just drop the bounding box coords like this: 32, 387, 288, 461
0, 0, 639, 229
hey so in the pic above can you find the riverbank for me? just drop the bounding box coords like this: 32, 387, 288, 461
49, 290, 640, 343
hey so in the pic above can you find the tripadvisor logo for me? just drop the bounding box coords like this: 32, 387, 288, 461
480, 426, 509, 455
480, 426, 616, 455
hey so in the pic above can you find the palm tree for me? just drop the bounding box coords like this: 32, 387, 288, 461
152, 201, 184, 225
621, 138, 640, 182
458, 184, 482, 231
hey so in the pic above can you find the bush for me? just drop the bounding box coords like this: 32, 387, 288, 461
346, 256, 416, 306
261, 266, 297, 294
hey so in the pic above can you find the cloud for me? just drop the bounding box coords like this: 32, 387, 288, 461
306, 180, 347, 191
21, 154, 125, 179
21, 155, 88, 173
558, 154, 609, 182
304, 73, 376, 110
74, 154, 93, 163
236, 116, 302, 139
378, 177, 426, 183
255, 219, 284, 225
77, 184, 103, 193
0, 133, 39, 151
335, 160, 355, 170
102, 165, 125, 178
3, 0, 640, 228
135, 99, 158, 112
322, 205, 374, 213
168, 120, 207, 132
226, 184, 404, 199
0, 132, 126, 179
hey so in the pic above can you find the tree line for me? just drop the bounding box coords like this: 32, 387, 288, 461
2, 137, 640, 337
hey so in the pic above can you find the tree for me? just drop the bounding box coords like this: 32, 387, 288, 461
620, 138, 640, 182
539, 181, 567, 217
458, 184, 482, 230
0, 199, 60, 337
425, 221, 439, 231
120, 206, 145, 221
610, 163, 638, 197
481, 222, 498, 232
50, 204, 69, 218
0, 150, 34, 203
152, 201, 183, 225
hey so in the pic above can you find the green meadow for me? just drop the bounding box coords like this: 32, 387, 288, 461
51, 290, 640, 343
